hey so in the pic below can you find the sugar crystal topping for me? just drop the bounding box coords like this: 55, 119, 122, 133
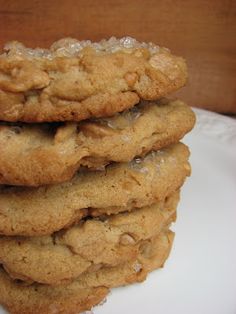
2, 36, 160, 59
128, 149, 168, 175
133, 261, 142, 273
94, 105, 142, 131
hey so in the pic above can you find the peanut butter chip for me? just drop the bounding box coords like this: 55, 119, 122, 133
124, 72, 138, 87
54, 123, 77, 143
80, 123, 116, 138
140, 241, 152, 258
120, 233, 136, 245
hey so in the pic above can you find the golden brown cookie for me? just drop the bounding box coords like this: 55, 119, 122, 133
0, 143, 190, 236
0, 37, 187, 122
0, 270, 108, 314
0, 191, 178, 285
0, 231, 173, 314
0, 98, 195, 186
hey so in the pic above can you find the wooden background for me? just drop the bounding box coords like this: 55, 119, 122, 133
0, 0, 235, 113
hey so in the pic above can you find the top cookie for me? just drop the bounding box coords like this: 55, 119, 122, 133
0, 37, 187, 122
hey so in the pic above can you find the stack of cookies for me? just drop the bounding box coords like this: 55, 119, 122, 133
0, 37, 195, 314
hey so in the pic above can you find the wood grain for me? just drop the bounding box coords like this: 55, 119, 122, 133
0, 0, 235, 113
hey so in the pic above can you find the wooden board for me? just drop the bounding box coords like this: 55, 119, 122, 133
0, 0, 235, 113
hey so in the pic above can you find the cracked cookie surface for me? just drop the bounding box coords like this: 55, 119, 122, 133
0, 230, 173, 314
0, 143, 190, 236
0, 98, 195, 186
0, 191, 178, 285
0, 37, 187, 122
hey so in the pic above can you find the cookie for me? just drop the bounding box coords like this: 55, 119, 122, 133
0, 270, 108, 314
0, 143, 190, 236
0, 191, 178, 285
0, 98, 195, 186
0, 37, 187, 122
0, 231, 173, 314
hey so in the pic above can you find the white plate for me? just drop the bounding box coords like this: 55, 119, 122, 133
1, 108, 236, 314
